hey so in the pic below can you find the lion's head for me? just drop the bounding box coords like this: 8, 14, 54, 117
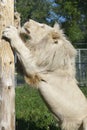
20, 20, 77, 77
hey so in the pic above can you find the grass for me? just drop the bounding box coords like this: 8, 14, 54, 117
16, 84, 87, 130
16, 85, 59, 130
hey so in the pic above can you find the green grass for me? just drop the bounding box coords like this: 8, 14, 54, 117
16, 85, 59, 130
16, 84, 87, 130
80, 86, 87, 96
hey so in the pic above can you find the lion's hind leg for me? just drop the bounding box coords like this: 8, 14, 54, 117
83, 117, 87, 130
61, 119, 82, 130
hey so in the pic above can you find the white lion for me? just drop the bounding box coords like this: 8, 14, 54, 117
3, 20, 87, 130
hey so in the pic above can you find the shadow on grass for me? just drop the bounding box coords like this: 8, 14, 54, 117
16, 118, 60, 130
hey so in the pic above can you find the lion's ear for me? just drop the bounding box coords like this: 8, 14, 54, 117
53, 22, 60, 30
53, 22, 64, 36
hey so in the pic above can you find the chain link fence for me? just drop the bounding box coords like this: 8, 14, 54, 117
76, 49, 87, 86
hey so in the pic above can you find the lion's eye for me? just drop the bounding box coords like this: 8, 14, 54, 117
25, 28, 30, 34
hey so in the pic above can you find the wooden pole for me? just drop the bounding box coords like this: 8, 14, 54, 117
0, 0, 15, 130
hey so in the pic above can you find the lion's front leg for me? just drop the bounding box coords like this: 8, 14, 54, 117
2, 26, 41, 86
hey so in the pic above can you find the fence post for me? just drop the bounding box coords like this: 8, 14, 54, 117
78, 49, 82, 83
0, 0, 15, 130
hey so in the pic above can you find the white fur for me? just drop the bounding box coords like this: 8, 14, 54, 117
3, 20, 87, 130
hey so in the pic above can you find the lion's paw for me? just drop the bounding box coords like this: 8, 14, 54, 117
2, 26, 19, 40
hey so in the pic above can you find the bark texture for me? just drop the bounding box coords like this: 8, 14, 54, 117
0, 0, 15, 130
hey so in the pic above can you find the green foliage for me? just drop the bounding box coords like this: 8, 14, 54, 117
16, 85, 59, 130
16, 0, 87, 44
54, 0, 87, 43
66, 21, 84, 43
16, 0, 51, 25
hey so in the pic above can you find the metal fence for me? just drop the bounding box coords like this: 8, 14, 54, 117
15, 48, 87, 87
76, 49, 87, 86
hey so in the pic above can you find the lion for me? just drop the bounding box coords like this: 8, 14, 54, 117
3, 19, 87, 130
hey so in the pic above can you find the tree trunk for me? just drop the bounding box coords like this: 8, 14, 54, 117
0, 0, 15, 130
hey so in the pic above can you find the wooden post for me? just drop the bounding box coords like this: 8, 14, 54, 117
0, 0, 15, 130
